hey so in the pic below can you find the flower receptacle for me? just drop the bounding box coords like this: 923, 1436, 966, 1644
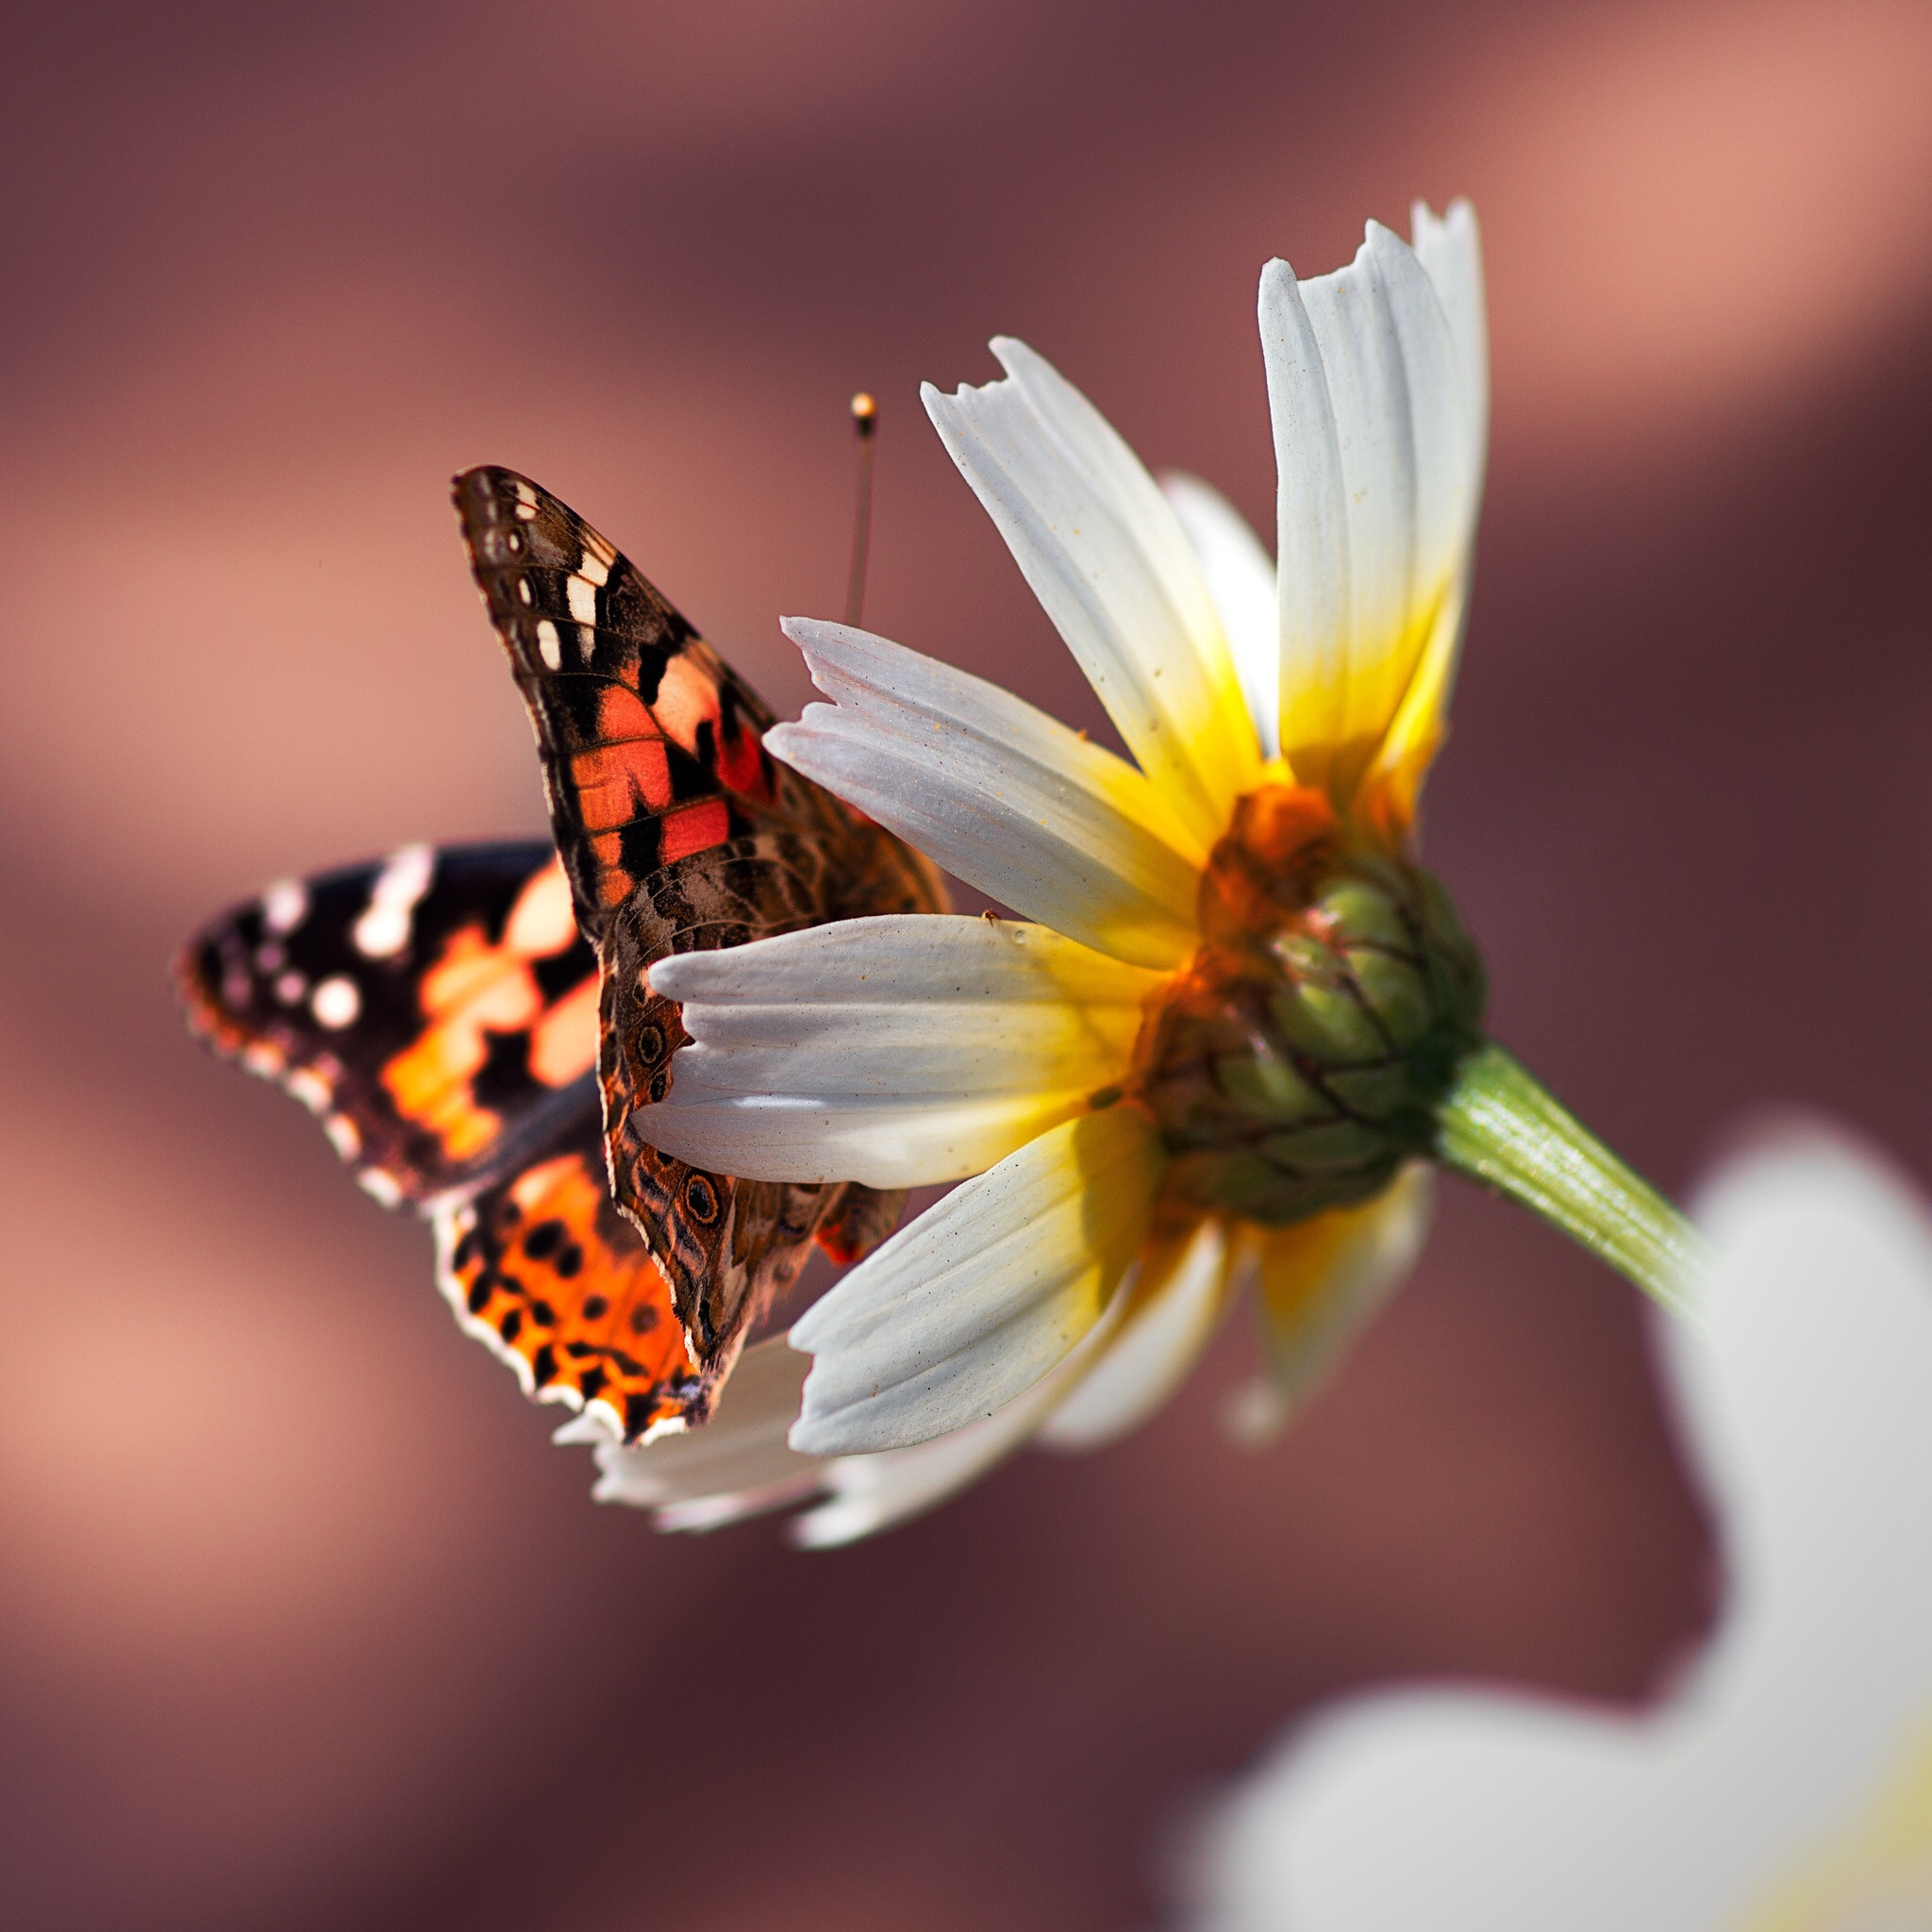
1134, 784, 1486, 1224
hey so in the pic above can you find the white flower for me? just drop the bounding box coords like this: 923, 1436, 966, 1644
571, 1205, 1245, 1545
1178, 1134, 1932, 1932
589, 200, 1689, 1542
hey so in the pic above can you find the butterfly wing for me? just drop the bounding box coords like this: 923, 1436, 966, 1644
431, 1108, 703, 1443
176, 841, 704, 1442
175, 841, 598, 1204
454, 468, 944, 1400
596, 824, 934, 1368
453, 464, 820, 938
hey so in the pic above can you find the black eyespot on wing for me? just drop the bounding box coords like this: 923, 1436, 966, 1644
683, 1174, 719, 1224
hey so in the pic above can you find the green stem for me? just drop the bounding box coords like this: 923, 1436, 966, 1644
1433, 1040, 1706, 1322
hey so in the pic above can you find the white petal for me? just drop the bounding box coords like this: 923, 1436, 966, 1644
1409, 199, 1489, 506
1260, 223, 1479, 801
1179, 1136, 1932, 1931
1038, 1217, 1234, 1451
1161, 475, 1281, 761
769, 618, 1202, 969
1357, 570, 1470, 826
1351, 202, 1490, 813
637, 915, 1159, 1189
788, 1107, 1162, 1453
924, 338, 1263, 844
1222, 1164, 1434, 1445
584, 1337, 825, 1532
791, 1357, 1072, 1549
792, 1218, 1158, 1546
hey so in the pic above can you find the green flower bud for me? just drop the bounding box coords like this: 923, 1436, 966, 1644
1133, 785, 1485, 1225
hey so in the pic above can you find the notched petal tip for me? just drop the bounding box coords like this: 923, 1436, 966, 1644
919, 330, 1263, 846
1256, 255, 1299, 316
1262, 200, 1485, 812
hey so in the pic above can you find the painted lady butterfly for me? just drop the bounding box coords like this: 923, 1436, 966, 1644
176, 468, 945, 1442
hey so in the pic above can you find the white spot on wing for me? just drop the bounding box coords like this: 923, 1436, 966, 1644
551, 1409, 618, 1446
513, 479, 539, 521
311, 974, 362, 1028
352, 843, 434, 958
516, 577, 534, 607
285, 1067, 332, 1114
324, 1114, 361, 1159
261, 878, 308, 934
576, 625, 596, 665
359, 1169, 404, 1208
536, 619, 562, 670
576, 550, 610, 589
504, 860, 578, 956
566, 575, 598, 626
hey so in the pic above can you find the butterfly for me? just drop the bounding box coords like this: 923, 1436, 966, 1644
176, 468, 945, 1442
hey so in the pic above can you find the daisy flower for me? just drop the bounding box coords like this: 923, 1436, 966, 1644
1179, 1134, 1932, 1932
591, 200, 1702, 1541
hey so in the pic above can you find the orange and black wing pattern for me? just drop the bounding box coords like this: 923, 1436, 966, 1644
454, 467, 944, 1407
453, 465, 825, 940
177, 841, 701, 1441
179, 472, 943, 1455
175, 842, 599, 1205
431, 1110, 701, 1444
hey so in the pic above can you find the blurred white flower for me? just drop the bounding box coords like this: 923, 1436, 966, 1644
1178, 1134, 1932, 1932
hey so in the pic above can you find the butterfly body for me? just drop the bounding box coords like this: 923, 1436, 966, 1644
177, 470, 944, 1441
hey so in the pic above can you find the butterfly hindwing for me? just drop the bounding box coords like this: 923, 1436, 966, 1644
175, 842, 599, 1206
815, 1181, 911, 1268
597, 828, 844, 1373
431, 1109, 700, 1443
597, 826, 942, 1377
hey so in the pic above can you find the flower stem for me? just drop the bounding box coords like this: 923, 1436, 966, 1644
1432, 1040, 1705, 1321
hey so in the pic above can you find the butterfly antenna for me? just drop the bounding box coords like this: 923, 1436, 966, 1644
844, 391, 878, 628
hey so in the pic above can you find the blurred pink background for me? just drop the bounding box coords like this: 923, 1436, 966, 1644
5, 1, 1932, 1925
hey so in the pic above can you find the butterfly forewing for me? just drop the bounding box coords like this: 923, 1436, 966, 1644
454, 465, 810, 938
176, 842, 598, 1204
455, 467, 945, 1397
